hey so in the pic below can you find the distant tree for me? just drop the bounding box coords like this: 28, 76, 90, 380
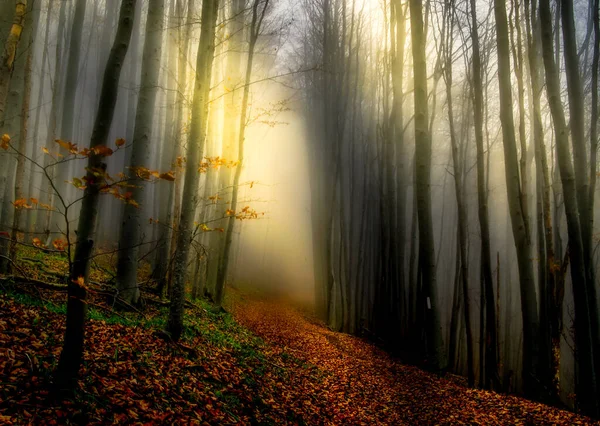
25, 0, 56, 238
215, 0, 271, 306
54, 0, 87, 212
204, 0, 244, 300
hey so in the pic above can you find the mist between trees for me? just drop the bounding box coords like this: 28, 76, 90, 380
0, 0, 598, 419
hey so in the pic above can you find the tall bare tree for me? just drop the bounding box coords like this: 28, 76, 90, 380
56, 0, 138, 389
116, 0, 165, 306
167, 0, 220, 341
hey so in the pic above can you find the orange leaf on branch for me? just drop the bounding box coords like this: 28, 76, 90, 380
55, 139, 78, 153
12, 198, 32, 209
69, 177, 87, 190
32, 237, 46, 249
52, 239, 67, 251
91, 145, 114, 157
159, 171, 175, 181
115, 138, 126, 147
1, 134, 10, 150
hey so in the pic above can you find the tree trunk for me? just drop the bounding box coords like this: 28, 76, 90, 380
0, 0, 34, 274
205, 0, 244, 300
56, 0, 137, 389
442, 9, 474, 386
52, 0, 87, 232
409, 0, 445, 372
539, 0, 599, 415
9, 0, 41, 266
116, 0, 165, 306
167, 0, 219, 341
493, 0, 539, 398
0, 0, 27, 123
469, 0, 500, 391
26, 0, 56, 238
215, 0, 270, 306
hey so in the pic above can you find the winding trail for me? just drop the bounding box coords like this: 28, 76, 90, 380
231, 292, 596, 425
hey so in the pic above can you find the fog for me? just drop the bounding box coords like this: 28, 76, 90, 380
0, 0, 599, 415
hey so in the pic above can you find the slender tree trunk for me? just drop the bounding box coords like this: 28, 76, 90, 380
215, 0, 270, 306
26, 0, 55, 238
0, 0, 34, 273
560, 2, 600, 408
38, 0, 67, 241
116, 0, 165, 306
469, 0, 500, 391
52, 0, 86, 232
167, 0, 219, 341
9, 0, 41, 266
493, 0, 539, 398
442, 9, 474, 386
56, 0, 137, 389
539, 0, 599, 415
524, 0, 558, 401
205, 0, 244, 299
409, 0, 445, 372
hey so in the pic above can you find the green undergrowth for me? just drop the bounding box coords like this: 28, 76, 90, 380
0, 283, 324, 423
0, 285, 298, 377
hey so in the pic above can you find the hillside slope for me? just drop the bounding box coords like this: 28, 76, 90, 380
0, 285, 597, 425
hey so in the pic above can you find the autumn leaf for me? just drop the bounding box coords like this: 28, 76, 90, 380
91, 145, 114, 157
55, 139, 78, 153
130, 166, 151, 180
115, 137, 126, 147
52, 239, 67, 251
70, 177, 86, 190
73, 276, 87, 289
159, 171, 175, 181
12, 198, 32, 209
29, 197, 38, 205
32, 237, 45, 248
42, 146, 50, 154
1, 134, 10, 150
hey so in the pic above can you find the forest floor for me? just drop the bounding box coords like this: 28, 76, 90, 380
0, 253, 597, 424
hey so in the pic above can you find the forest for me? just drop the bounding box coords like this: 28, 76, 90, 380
0, 0, 599, 423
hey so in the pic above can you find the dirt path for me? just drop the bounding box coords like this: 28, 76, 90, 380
230, 293, 596, 425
